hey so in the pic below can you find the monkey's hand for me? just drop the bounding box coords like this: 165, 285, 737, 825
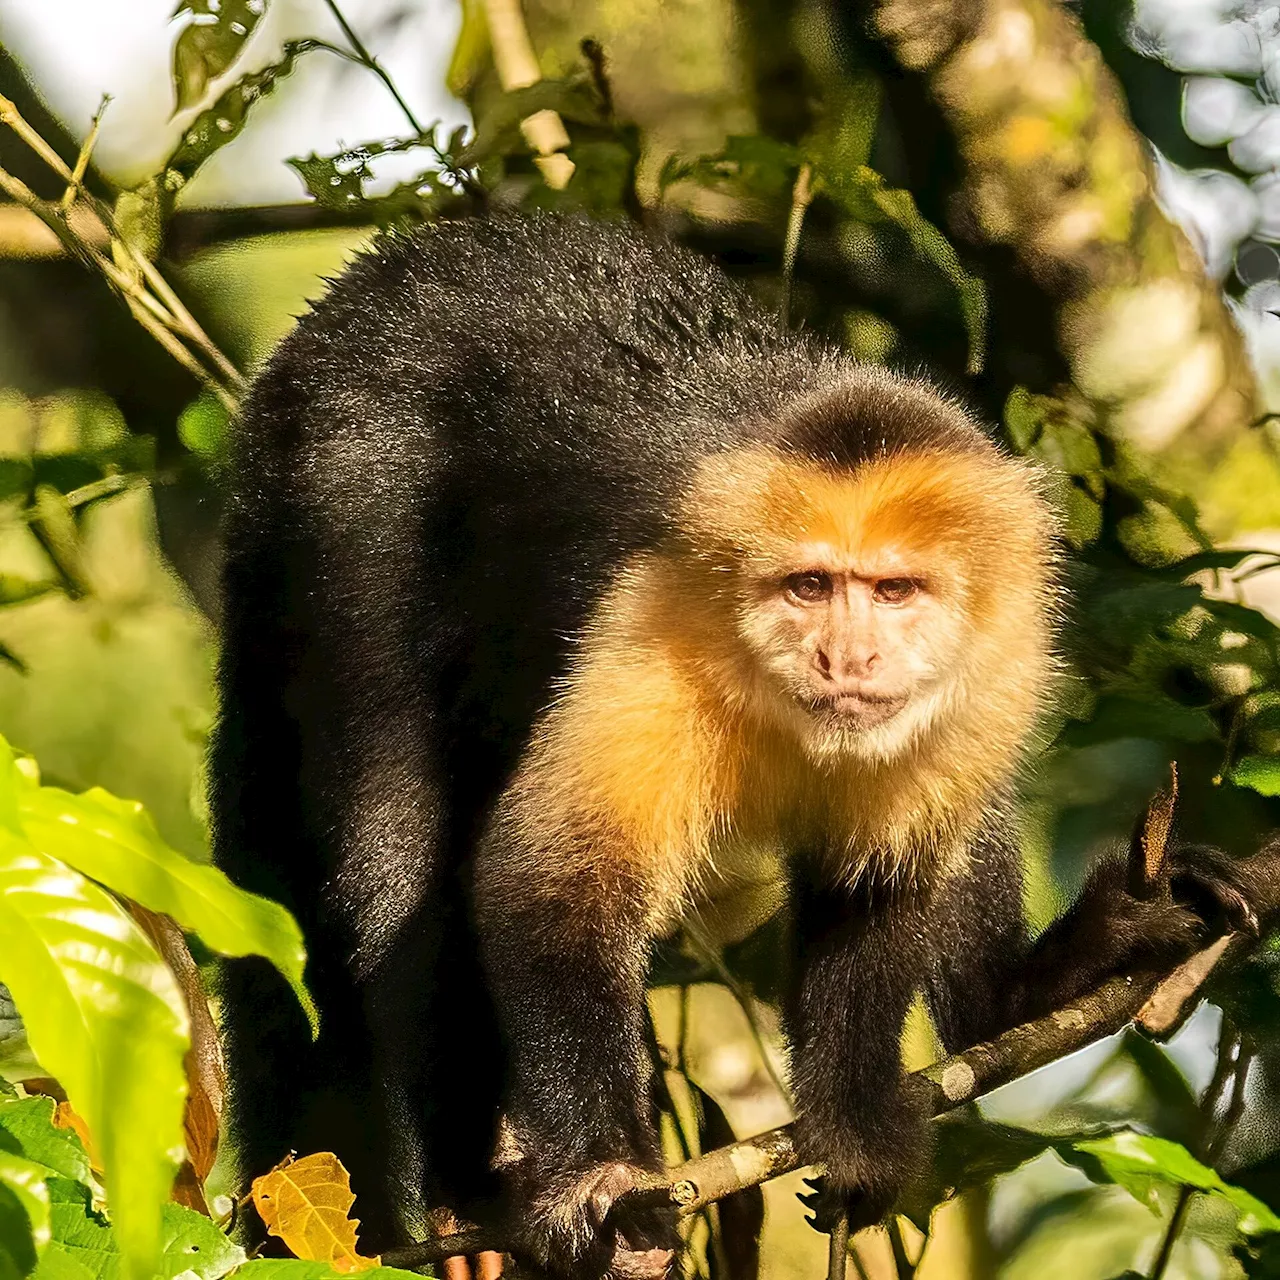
1030, 842, 1261, 1014
514, 1160, 678, 1280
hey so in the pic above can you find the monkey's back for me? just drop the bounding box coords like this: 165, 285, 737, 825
222, 214, 840, 827
212, 214, 846, 1230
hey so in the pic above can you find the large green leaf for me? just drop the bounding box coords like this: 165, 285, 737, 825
0, 841, 188, 1280
0, 1148, 50, 1280
13, 756, 314, 1033
1068, 1131, 1280, 1235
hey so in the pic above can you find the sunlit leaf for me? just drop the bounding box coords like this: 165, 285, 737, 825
0, 1147, 50, 1280
171, 0, 270, 115
0, 1099, 90, 1188
251, 1154, 378, 1272
15, 770, 314, 1036
1230, 754, 1280, 796
1068, 1131, 1280, 1234
0, 840, 188, 1280
34, 1178, 242, 1280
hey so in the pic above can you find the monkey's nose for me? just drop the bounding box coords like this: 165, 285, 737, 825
814, 647, 878, 683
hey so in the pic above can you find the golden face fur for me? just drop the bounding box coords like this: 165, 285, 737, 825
488, 441, 1058, 914
680, 445, 1058, 763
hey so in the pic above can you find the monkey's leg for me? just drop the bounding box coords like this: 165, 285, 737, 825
922, 820, 1033, 1051
474, 857, 678, 1279
783, 867, 933, 1232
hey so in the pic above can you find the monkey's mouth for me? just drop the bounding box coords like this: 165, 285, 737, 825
808, 690, 909, 728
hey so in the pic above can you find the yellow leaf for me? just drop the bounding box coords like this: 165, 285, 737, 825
251, 1152, 380, 1271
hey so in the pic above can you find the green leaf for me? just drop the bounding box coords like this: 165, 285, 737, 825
231, 1262, 427, 1280
0, 1100, 89, 1188
166, 41, 313, 186
34, 1178, 107, 1280
286, 152, 370, 212
818, 165, 986, 374
24, 1181, 235, 1280
15, 775, 314, 1036
1058, 693, 1218, 747
0, 1148, 50, 1280
898, 1109, 1064, 1229
171, 0, 270, 115
1230, 754, 1280, 796
0, 841, 188, 1280
1068, 1131, 1280, 1234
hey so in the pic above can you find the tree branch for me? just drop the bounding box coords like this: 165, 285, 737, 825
380, 921, 1252, 1267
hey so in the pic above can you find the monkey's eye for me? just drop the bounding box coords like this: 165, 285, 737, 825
873, 577, 919, 604
785, 571, 833, 603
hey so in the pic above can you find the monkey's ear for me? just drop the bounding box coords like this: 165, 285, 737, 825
1128, 763, 1178, 900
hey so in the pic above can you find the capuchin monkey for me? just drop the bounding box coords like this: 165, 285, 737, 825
212, 213, 1262, 1277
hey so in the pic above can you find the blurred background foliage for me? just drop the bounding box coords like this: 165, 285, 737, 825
10, 0, 1280, 1276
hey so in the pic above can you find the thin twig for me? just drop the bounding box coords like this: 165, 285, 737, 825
0, 94, 75, 181
827, 1212, 849, 1280
320, 0, 424, 134
779, 162, 813, 326
0, 96, 244, 404
61, 95, 109, 215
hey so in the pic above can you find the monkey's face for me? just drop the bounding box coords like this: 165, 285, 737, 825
736, 549, 969, 758
682, 443, 1057, 762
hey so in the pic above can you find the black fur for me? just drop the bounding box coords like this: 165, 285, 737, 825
212, 212, 1246, 1268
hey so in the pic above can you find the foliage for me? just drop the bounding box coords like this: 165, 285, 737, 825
0, 735, 311, 1280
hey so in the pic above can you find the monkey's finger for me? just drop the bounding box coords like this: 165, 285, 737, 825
443, 1255, 473, 1280
475, 1250, 505, 1280
607, 1242, 675, 1280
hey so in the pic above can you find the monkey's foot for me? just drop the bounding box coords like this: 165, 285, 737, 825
797, 1174, 895, 1236
1169, 845, 1260, 937
519, 1160, 677, 1279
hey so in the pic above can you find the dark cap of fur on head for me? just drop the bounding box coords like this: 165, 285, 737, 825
758, 368, 996, 472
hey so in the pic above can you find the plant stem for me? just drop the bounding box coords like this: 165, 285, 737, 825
1149, 1022, 1253, 1279
320, 0, 424, 134
779, 163, 813, 326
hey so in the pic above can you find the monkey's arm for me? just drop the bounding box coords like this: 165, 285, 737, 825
925, 813, 1266, 1053
783, 865, 935, 1229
